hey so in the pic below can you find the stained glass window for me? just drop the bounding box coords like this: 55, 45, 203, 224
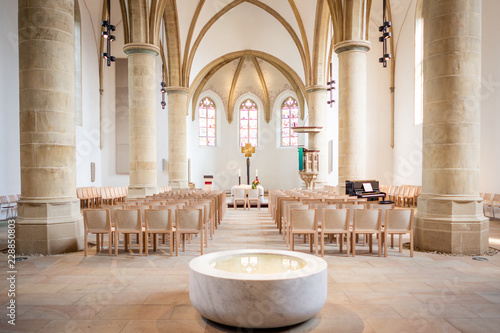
199, 97, 216, 146
239, 99, 258, 147
281, 97, 299, 147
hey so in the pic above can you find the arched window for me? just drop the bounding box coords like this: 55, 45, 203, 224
414, 0, 424, 125
198, 97, 216, 146
239, 99, 258, 147
281, 97, 299, 147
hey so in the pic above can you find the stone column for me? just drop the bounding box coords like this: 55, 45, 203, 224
167, 87, 189, 189
415, 0, 488, 254
123, 43, 159, 198
306, 85, 329, 188
334, 41, 370, 194
16, 0, 84, 254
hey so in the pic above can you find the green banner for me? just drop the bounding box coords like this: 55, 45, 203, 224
298, 147, 304, 171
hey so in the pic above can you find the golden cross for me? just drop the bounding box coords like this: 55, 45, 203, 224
241, 143, 255, 157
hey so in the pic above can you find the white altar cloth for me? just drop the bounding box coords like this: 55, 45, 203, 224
230, 185, 265, 203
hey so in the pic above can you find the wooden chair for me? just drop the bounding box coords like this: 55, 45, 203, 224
321, 208, 350, 257
482, 193, 493, 218
384, 209, 414, 257
247, 188, 261, 210
83, 209, 114, 256
491, 194, 500, 219
145, 209, 174, 256
91, 187, 102, 207
352, 209, 382, 257
188, 204, 209, 247
196, 199, 215, 240
284, 202, 309, 245
114, 209, 144, 256
233, 188, 247, 209
289, 209, 318, 256
176, 208, 204, 255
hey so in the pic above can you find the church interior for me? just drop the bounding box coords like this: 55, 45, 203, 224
1, 0, 500, 332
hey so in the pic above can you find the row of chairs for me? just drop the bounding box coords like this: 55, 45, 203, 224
482, 193, 500, 219
286, 206, 414, 257
82, 190, 226, 256
0, 194, 20, 219
270, 189, 414, 257
381, 185, 422, 207
76, 186, 173, 208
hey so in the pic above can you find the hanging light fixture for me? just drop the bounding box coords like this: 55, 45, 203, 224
327, 23, 335, 107
101, 0, 116, 66
160, 22, 167, 109
379, 0, 392, 68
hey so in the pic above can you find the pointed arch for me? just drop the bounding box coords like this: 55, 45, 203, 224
188, 50, 307, 123
163, 0, 182, 86
182, 0, 309, 87
250, 56, 271, 123
227, 57, 245, 124
312, 0, 330, 85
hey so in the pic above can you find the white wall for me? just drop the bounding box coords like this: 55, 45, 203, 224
366, 18, 395, 186
0, 0, 20, 196
188, 90, 304, 191
392, 0, 423, 187
480, 0, 500, 194
75, 0, 103, 188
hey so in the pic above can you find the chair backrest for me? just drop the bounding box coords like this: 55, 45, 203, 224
115, 209, 142, 231
127, 205, 148, 221
101, 204, 124, 223
247, 188, 259, 199
354, 209, 381, 231
343, 203, 366, 224
83, 209, 111, 232
198, 201, 213, 221
369, 203, 394, 222
290, 209, 317, 231
189, 204, 207, 224
385, 209, 413, 232
322, 208, 349, 232
176, 208, 202, 230
146, 209, 172, 231
234, 188, 246, 199
286, 203, 308, 222
482, 193, 493, 204
493, 194, 500, 205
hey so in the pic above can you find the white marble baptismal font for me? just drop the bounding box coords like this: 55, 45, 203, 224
189, 249, 327, 328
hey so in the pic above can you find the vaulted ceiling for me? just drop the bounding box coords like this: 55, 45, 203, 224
80, 0, 402, 121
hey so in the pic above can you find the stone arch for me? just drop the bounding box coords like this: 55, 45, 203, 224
189, 50, 307, 123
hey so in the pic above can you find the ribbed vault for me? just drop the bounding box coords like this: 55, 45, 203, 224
188, 50, 307, 124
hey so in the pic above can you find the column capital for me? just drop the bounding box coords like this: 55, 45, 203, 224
334, 40, 371, 54
165, 86, 190, 94
306, 85, 329, 93
123, 43, 160, 56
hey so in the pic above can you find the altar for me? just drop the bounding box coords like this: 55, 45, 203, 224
230, 185, 265, 204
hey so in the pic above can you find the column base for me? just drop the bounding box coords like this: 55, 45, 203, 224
415, 195, 489, 255
127, 186, 158, 199
15, 199, 84, 255
169, 180, 189, 190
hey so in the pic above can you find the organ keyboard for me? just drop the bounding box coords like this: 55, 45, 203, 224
345, 180, 386, 201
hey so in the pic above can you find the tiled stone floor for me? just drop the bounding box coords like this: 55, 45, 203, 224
1, 209, 500, 332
